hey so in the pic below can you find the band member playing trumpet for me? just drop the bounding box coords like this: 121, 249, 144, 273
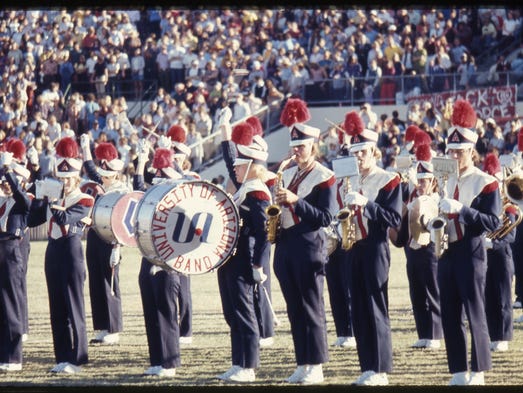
216, 121, 271, 382
393, 143, 443, 349
342, 111, 402, 386
0, 141, 31, 372
482, 153, 516, 352
80, 135, 129, 345
272, 98, 336, 385
437, 100, 500, 386
28, 137, 94, 374
133, 139, 185, 378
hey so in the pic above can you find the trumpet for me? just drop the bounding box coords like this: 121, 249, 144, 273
337, 177, 357, 250
265, 155, 296, 243
487, 171, 523, 240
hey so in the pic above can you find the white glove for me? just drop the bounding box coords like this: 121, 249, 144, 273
0, 151, 13, 167
439, 198, 463, 214
80, 133, 91, 152
344, 191, 368, 207
484, 237, 493, 250
27, 146, 39, 166
110, 244, 121, 267
157, 135, 172, 149
252, 266, 267, 283
149, 265, 162, 276
137, 138, 150, 164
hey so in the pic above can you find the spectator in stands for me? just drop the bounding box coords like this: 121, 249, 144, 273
232, 93, 251, 123
363, 58, 381, 104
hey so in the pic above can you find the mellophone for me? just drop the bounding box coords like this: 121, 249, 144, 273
84, 180, 240, 275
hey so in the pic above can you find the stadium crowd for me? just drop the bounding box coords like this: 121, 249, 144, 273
0, 7, 522, 178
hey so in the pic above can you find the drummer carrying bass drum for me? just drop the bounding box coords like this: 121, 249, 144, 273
132, 133, 195, 378
80, 134, 129, 345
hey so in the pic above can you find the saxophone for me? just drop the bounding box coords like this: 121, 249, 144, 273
336, 177, 357, 250
265, 155, 296, 243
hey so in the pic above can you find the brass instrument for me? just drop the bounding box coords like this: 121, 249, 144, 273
265, 155, 296, 243
486, 201, 522, 240
337, 177, 357, 250
487, 170, 523, 240
427, 157, 457, 258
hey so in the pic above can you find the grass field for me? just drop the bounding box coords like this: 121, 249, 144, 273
2, 240, 523, 387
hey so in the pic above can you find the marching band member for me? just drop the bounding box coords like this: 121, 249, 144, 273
219, 112, 277, 348
343, 111, 402, 386
273, 98, 337, 384
325, 143, 356, 349
511, 127, 523, 312
133, 139, 182, 377
3, 139, 35, 343
437, 100, 500, 385
393, 143, 443, 349
28, 137, 94, 374
216, 121, 271, 382
482, 153, 515, 352
80, 135, 129, 345
0, 143, 31, 372
158, 124, 199, 345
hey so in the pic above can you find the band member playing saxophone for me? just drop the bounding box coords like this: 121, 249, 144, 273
325, 143, 356, 349
216, 121, 272, 382
437, 100, 500, 386
342, 111, 402, 386
392, 143, 443, 349
28, 137, 94, 374
482, 153, 516, 352
273, 98, 337, 384
80, 135, 129, 345
0, 140, 31, 372
219, 112, 277, 348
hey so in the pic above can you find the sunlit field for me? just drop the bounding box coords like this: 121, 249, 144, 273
2, 240, 523, 387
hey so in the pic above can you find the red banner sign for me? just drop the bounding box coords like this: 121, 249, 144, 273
407, 85, 517, 125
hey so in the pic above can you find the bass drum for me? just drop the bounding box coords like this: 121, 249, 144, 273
135, 180, 240, 275
92, 190, 144, 247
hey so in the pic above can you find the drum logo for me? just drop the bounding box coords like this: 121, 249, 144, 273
147, 182, 239, 274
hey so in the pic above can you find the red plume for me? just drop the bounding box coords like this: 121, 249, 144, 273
415, 143, 432, 162
414, 130, 432, 147
5, 138, 26, 161
55, 137, 79, 158
405, 125, 420, 142
152, 148, 173, 170
482, 153, 501, 176
451, 99, 477, 128
94, 142, 118, 161
343, 111, 364, 136
246, 116, 263, 136
167, 125, 187, 143
518, 127, 523, 152
280, 98, 311, 127
231, 122, 254, 146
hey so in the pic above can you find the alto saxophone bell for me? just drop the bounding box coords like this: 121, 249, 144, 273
427, 216, 447, 258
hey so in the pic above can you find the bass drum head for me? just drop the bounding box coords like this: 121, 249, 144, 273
110, 191, 144, 247
136, 180, 240, 275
